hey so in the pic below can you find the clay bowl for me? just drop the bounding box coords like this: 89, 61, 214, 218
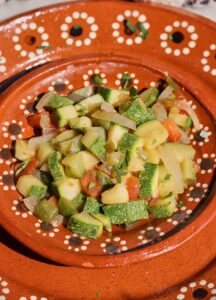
0, 1, 215, 268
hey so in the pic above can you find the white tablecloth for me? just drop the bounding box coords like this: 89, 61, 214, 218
0, 0, 215, 22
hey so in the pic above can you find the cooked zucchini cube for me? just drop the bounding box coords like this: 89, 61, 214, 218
54, 105, 78, 127
149, 194, 177, 219
37, 143, 54, 165
48, 151, 65, 180
107, 124, 128, 151
44, 93, 73, 109
58, 197, 77, 217
139, 87, 159, 107
98, 87, 129, 107
35, 199, 58, 223
139, 163, 158, 198
62, 152, 85, 179
101, 183, 129, 204
16, 175, 47, 198
92, 213, 112, 232
52, 178, 81, 200
83, 197, 100, 214
15, 140, 35, 161
163, 143, 195, 162
51, 130, 77, 144
75, 94, 104, 115
28, 185, 47, 200
181, 159, 197, 186
69, 116, 92, 132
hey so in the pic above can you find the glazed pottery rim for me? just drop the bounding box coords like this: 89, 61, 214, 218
0, 54, 215, 268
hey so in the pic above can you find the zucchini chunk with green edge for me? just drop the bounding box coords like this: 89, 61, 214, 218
48, 151, 65, 180
15, 140, 35, 161
168, 107, 192, 129
51, 130, 77, 144
75, 94, 104, 115
37, 143, 54, 165
80, 151, 99, 171
103, 200, 149, 224
58, 197, 78, 217
35, 199, 58, 223
44, 93, 73, 109
83, 197, 100, 214
181, 159, 197, 186
16, 175, 47, 198
149, 194, 177, 218
139, 87, 159, 107
56, 135, 83, 156
72, 193, 86, 211
98, 86, 129, 107
135, 120, 168, 150
28, 185, 47, 200
52, 178, 81, 201
14, 159, 30, 176
54, 105, 78, 127
92, 213, 112, 232
106, 124, 128, 151
68, 212, 103, 239
69, 116, 92, 132
101, 183, 129, 204
81, 128, 106, 160
62, 152, 85, 179
90, 137, 106, 160
68, 86, 94, 102
139, 163, 158, 198
122, 99, 155, 126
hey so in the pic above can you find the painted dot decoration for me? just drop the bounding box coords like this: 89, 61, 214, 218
177, 280, 215, 300
1, 120, 24, 140
201, 44, 216, 76
0, 50, 6, 73
35, 219, 59, 237
0, 276, 10, 298
64, 234, 90, 251
19, 297, 48, 300
82, 69, 107, 87
19, 96, 37, 116
137, 226, 164, 244
0, 170, 15, 191
160, 21, 198, 55
0, 145, 16, 166
112, 10, 150, 45
115, 72, 139, 89
48, 78, 73, 92
100, 236, 128, 254
60, 11, 98, 47
12, 22, 50, 58
11, 199, 33, 218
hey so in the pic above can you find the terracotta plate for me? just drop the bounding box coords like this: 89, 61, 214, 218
0, 1, 215, 268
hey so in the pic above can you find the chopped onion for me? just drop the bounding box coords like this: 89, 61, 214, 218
158, 86, 174, 101
101, 102, 115, 112
40, 163, 49, 172
67, 86, 94, 103
152, 103, 167, 122
39, 113, 56, 135
177, 126, 190, 144
159, 145, 184, 194
50, 214, 64, 226
23, 196, 39, 212
29, 132, 57, 147
175, 101, 200, 131
32, 169, 41, 180
36, 92, 53, 112
92, 110, 136, 130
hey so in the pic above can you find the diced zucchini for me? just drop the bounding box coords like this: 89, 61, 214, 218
163, 143, 195, 162
81, 127, 105, 149
52, 178, 81, 200
158, 164, 176, 198
139, 87, 159, 107
54, 105, 78, 127
44, 93, 73, 109
101, 183, 129, 204
139, 163, 158, 198
15, 140, 35, 161
48, 151, 65, 180
14, 159, 30, 176
51, 130, 77, 144
118, 133, 139, 153
103, 200, 149, 224
69, 116, 92, 132
56, 135, 83, 156
106, 151, 123, 166
28, 185, 47, 200
40, 170, 53, 187
168, 107, 192, 129
68, 86, 94, 102
96, 171, 114, 190
68, 212, 103, 239
135, 120, 168, 150
90, 137, 106, 161
93, 213, 112, 232
37, 143, 54, 165
58, 197, 77, 217
75, 94, 104, 115
107, 124, 128, 151
181, 159, 197, 186
16, 175, 46, 197
80, 151, 99, 171
149, 194, 177, 218
72, 193, 86, 211
62, 152, 85, 179
35, 199, 58, 223
98, 86, 129, 106
145, 149, 160, 164
93, 118, 110, 130
83, 197, 100, 214
122, 99, 155, 126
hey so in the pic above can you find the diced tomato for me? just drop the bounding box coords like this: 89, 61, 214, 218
27, 110, 54, 129
179, 109, 189, 116
16, 157, 39, 178
163, 119, 182, 142
126, 176, 140, 200
95, 163, 113, 177
48, 196, 58, 208
80, 170, 103, 198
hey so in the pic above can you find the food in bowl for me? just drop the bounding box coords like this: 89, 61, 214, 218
14, 73, 200, 239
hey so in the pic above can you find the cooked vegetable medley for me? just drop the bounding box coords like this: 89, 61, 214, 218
14, 74, 200, 239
